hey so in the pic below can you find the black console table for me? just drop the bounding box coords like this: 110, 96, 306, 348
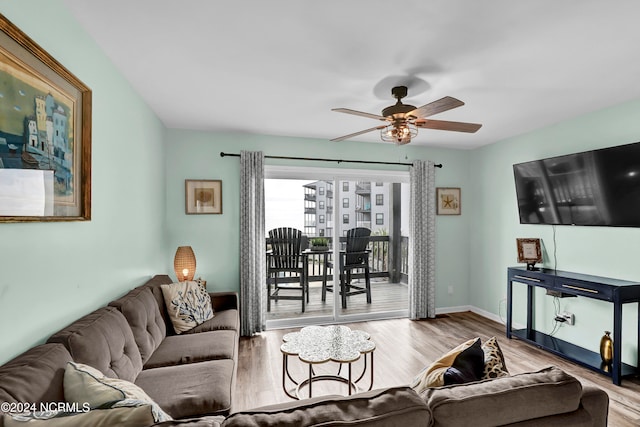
506, 266, 640, 385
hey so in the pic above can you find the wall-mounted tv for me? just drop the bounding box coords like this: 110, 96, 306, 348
513, 141, 640, 227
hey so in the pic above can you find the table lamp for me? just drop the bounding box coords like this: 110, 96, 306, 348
174, 246, 196, 282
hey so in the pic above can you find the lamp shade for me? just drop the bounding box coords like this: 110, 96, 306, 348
174, 246, 196, 282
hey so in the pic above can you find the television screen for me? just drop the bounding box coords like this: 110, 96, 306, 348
513, 142, 640, 227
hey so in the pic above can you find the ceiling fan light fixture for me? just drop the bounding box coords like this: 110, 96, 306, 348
380, 122, 417, 145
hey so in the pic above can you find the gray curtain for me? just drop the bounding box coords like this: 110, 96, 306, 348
239, 150, 266, 335
409, 160, 436, 319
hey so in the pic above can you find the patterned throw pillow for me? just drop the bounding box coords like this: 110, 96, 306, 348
411, 337, 484, 393
160, 280, 214, 334
63, 362, 171, 422
481, 336, 509, 379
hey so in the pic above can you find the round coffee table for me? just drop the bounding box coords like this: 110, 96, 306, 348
280, 325, 375, 399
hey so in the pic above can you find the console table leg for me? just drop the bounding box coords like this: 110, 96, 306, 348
506, 280, 513, 338
613, 300, 622, 385
526, 285, 534, 340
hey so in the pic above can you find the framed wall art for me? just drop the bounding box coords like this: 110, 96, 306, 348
185, 179, 222, 214
0, 15, 92, 222
516, 238, 542, 270
436, 187, 461, 215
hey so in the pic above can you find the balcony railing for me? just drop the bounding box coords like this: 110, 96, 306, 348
268, 235, 408, 285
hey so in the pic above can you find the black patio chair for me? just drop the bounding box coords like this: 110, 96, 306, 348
325, 227, 372, 309
266, 227, 307, 312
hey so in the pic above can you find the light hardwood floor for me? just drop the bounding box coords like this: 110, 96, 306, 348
235, 311, 640, 426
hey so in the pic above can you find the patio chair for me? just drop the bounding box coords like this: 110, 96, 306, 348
325, 227, 372, 309
266, 227, 307, 312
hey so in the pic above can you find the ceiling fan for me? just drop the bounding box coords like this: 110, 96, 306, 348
331, 86, 482, 145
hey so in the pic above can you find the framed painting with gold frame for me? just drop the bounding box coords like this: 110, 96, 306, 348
436, 187, 461, 215
516, 238, 542, 270
0, 14, 92, 222
185, 179, 222, 214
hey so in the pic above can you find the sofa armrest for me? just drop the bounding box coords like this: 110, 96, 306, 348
580, 385, 609, 427
209, 292, 238, 312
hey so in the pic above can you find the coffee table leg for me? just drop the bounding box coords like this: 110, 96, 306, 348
348, 363, 352, 395
369, 352, 374, 391
309, 364, 313, 398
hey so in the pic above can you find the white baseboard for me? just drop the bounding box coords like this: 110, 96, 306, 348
436, 305, 523, 330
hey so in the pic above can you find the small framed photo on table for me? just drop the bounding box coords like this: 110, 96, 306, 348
436, 187, 461, 215
516, 238, 542, 270
185, 180, 222, 214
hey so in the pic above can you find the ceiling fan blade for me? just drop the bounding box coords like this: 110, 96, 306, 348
331, 125, 387, 142
416, 119, 482, 133
407, 96, 465, 118
332, 108, 388, 121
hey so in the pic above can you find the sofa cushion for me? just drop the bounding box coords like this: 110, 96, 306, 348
144, 330, 237, 369
184, 310, 239, 334
139, 275, 177, 334
222, 386, 431, 427
109, 287, 167, 364
47, 307, 143, 382
422, 366, 583, 427
135, 359, 235, 418
63, 362, 171, 422
481, 336, 509, 380
0, 344, 71, 405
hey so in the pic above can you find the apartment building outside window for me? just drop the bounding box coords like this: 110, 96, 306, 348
376, 194, 383, 205
343, 198, 349, 208
376, 213, 384, 225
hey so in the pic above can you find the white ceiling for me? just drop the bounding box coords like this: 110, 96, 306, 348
62, 0, 640, 149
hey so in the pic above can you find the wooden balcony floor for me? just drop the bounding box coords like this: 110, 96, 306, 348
266, 279, 408, 321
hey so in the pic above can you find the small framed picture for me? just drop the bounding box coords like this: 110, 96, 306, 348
516, 238, 542, 270
185, 180, 222, 214
436, 187, 461, 215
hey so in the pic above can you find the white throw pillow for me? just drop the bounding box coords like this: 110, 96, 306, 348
161, 280, 214, 334
63, 362, 171, 422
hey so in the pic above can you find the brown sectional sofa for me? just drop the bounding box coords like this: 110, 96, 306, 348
0, 275, 609, 426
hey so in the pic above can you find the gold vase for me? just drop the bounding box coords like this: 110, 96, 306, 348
599, 331, 613, 364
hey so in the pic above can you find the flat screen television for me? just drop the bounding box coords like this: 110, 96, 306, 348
513, 141, 640, 227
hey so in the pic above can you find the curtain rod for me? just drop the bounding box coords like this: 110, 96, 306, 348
219, 152, 443, 168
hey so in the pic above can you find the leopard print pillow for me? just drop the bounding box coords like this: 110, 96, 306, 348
481, 336, 509, 379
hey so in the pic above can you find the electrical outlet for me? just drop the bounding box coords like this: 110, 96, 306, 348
560, 311, 575, 325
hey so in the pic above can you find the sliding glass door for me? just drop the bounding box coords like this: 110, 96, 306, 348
264, 166, 409, 329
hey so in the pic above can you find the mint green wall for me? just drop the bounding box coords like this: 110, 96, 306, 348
469, 99, 640, 364
164, 129, 472, 309
0, 2, 167, 364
